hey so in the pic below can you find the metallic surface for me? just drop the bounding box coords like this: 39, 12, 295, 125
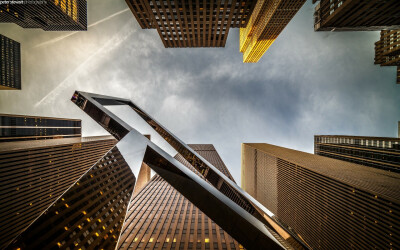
71, 90, 309, 249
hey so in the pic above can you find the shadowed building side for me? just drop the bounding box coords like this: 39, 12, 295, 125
242, 143, 400, 249
0, 136, 116, 249
6, 146, 135, 250
0, 34, 21, 90
117, 144, 246, 250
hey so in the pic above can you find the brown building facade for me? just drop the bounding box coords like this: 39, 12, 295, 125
313, 0, 400, 31
375, 29, 400, 84
117, 144, 244, 250
126, 0, 256, 47
0, 34, 21, 90
7, 145, 135, 250
315, 135, 400, 173
0, 114, 82, 142
0, 0, 87, 31
241, 143, 400, 249
0, 136, 116, 249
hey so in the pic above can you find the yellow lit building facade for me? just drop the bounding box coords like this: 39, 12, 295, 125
240, 0, 306, 63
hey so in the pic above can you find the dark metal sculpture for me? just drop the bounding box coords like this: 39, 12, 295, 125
71, 91, 308, 250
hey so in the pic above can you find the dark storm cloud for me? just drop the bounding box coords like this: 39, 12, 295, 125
0, 1, 399, 182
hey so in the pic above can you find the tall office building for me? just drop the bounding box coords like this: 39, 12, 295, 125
239, 0, 306, 63
241, 143, 400, 249
398, 121, 400, 138
375, 29, 400, 84
0, 0, 87, 31
117, 144, 244, 250
7, 146, 135, 250
314, 135, 400, 173
0, 135, 116, 249
126, 0, 256, 47
0, 34, 21, 90
313, 0, 400, 31
0, 114, 82, 142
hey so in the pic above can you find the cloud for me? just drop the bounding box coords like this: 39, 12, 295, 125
0, 0, 399, 183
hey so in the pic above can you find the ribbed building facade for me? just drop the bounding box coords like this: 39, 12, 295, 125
0, 114, 82, 142
117, 144, 244, 250
126, 0, 256, 47
239, 0, 306, 63
0, 34, 21, 90
375, 29, 400, 84
7, 145, 135, 250
313, 0, 400, 31
315, 135, 400, 173
241, 143, 400, 249
0, 0, 87, 31
0, 136, 116, 249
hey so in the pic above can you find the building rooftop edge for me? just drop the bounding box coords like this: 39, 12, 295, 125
243, 143, 400, 203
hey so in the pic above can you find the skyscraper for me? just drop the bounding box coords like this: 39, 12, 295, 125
241, 143, 400, 249
126, 0, 256, 48
7, 146, 135, 250
0, 114, 82, 142
314, 135, 400, 173
0, 0, 87, 31
239, 0, 306, 63
313, 0, 400, 31
0, 135, 116, 249
0, 34, 21, 90
375, 29, 400, 84
117, 144, 243, 250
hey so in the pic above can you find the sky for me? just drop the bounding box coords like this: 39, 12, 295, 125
0, 0, 399, 184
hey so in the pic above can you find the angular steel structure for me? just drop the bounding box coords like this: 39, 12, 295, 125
71, 91, 308, 249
